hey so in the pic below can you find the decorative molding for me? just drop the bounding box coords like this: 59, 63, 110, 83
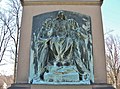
23, 1, 103, 6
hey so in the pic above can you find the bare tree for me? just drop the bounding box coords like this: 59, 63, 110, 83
105, 35, 120, 89
7, 0, 22, 82
0, 9, 14, 63
0, 0, 22, 82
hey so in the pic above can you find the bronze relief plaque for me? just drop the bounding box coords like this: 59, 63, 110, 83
29, 10, 94, 84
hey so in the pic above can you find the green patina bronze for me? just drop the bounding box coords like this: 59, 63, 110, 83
29, 10, 94, 84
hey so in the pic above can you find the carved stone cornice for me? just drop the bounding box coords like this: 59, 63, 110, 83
22, 1, 103, 6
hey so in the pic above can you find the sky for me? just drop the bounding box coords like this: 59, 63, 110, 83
0, 0, 120, 76
101, 0, 120, 36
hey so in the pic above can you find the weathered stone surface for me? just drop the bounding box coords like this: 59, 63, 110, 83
8, 83, 31, 89
92, 84, 115, 89
8, 83, 115, 89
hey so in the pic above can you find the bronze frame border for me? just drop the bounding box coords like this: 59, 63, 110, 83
23, 1, 103, 6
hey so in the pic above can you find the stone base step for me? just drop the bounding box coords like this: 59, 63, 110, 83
8, 83, 115, 89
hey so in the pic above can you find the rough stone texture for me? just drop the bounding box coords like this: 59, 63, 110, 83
92, 84, 115, 89
8, 87, 30, 89
93, 88, 114, 89
8, 83, 31, 89
8, 83, 115, 89
23, 0, 101, 2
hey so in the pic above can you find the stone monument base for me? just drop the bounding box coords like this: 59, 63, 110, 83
8, 83, 115, 89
